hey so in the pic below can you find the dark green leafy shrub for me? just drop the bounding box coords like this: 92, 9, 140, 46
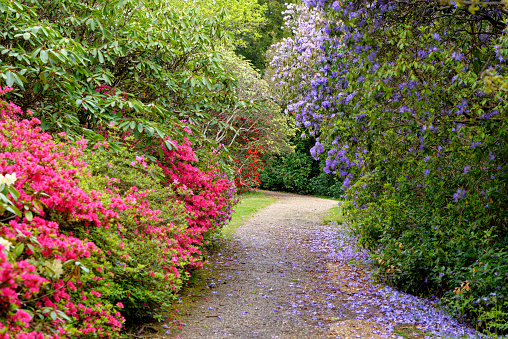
0, 0, 238, 152
259, 152, 314, 194
309, 172, 342, 198
259, 132, 343, 197
344, 165, 508, 330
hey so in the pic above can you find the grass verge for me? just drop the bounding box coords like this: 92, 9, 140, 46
322, 205, 345, 225
221, 190, 277, 238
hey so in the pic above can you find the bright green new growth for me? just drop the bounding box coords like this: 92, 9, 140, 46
171, 0, 268, 46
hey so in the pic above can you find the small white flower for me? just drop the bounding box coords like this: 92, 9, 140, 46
4, 173, 16, 186
49, 259, 64, 279
0, 173, 16, 186
0, 237, 12, 250
39, 259, 64, 279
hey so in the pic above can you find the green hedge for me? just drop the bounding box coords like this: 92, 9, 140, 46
259, 133, 342, 198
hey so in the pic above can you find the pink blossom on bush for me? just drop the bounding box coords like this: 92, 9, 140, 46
0, 94, 124, 338
0, 86, 235, 334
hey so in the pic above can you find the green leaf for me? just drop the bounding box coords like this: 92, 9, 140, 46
25, 211, 33, 222
14, 243, 24, 258
145, 126, 154, 137
164, 139, 177, 151
155, 128, 165, 139
23, 32, 30, 40
40, 49, 48, 63
0, 193, 12, 205
7, 186, 20, 201
202, 77, 212, 90
5, 71, 14, 87
56, 310, 72, 322
97, 50, 104, 63
12, 72, 26, 87
27, 244, 35, 254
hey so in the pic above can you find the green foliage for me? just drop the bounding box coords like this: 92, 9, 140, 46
259, 132, 343, 197
309, 173, 343, 199
344, 166, 508, 330
171, 0, 268, 47
207, 50, 295, 155
0, 0, 238, 152
235, 0, 296, 71
261, 151, 314, 194
79, 147, 192, 322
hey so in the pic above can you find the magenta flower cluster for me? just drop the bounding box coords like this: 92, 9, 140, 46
0, 87, 235, 338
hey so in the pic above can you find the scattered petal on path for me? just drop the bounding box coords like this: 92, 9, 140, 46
167, 191, 477, 339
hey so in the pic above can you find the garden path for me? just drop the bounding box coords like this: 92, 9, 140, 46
165, 191, 369, 339
156, 191, 476, 339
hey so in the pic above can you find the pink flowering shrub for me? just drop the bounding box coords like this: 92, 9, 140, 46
80, 136, 235, 321
0, 94, 124, 338
158, 137, 235, 236
0, 89, 235, 335
77, 158, 193, 321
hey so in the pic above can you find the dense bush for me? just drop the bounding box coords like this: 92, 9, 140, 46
0, 0, 297, 198
0, 0, 243, 156
259, 133, 342, 197
270, 0, 508, 332
205, 51, 294, 193
0, 92, 235, 337
0, 93, 124, 337
260, 152, 315, 194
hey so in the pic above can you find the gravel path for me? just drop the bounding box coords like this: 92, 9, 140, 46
156, 190, 478, 339
170, 191, 345, 338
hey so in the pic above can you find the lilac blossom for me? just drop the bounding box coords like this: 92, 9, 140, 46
453, 188, 467, 202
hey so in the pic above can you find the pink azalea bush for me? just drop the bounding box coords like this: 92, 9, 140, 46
0, 91, 124, 338
0, 88, 236, 337
158, 137, 235, 234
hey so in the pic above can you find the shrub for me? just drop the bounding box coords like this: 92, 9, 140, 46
308, 173, 342, 199
0, 90, 124, 338
0, 0, 238, 151
157, 137, 235, 233
259, 132, 342, 197
270, 0, 508, 330
0, 90, 235, 337
233, 144, 265, 194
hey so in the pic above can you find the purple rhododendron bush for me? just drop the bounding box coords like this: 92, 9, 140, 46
0, 91, 235, 338
269, 0, 508, 335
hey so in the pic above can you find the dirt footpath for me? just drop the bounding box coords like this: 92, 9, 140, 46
155, 191, 477, 339
169, 191, 353, 338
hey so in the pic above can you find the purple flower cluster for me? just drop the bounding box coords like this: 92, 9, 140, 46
268, 0, 508, 331
453, 188, 467, 202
